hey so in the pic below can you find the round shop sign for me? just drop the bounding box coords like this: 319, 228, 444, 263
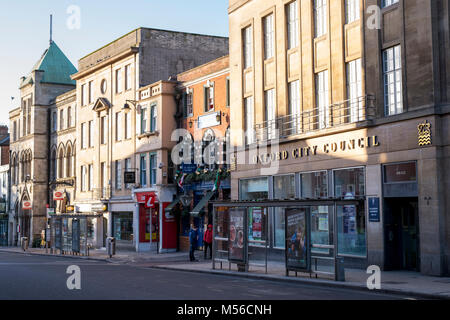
23, 201, 32, 210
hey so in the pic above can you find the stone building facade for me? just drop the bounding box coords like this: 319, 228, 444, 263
228, 0, 449, 275
70, 28, 229, 249
8, 41, 77, 245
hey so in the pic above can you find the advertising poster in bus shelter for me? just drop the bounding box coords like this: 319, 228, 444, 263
248, 207, 263, 243
285, 208, 309, 271
228, 208, 247, 263
54, 218, 61, 249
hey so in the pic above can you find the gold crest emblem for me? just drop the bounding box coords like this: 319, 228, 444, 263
418, 120, 432, 146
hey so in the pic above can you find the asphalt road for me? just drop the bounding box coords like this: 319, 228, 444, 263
0, 251, 412, 300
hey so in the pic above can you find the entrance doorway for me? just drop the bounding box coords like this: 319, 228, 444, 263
384, 198, 419, 271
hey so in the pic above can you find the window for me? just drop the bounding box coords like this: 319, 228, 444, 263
263, 14, 275, 60
226, 78, 230, 107
115, 112, 122, 141
244, 96, 254, 144
316, 70, 329, 129
382, 0, 399, 8
140, 154, 147, 187
288, 80, 301, 133
88, 164, 93, 191
81, 123, 86, 149
337, 203, 367, 257
346, 0, 360, 24
204, 84, 214, 112
274, 175, 296, 199
66, 147, 72, 178
88, 120, 93, 147
333, 167, 365, 199
301, 171, 328, 198
59, 109, 64, 131
243, 26, 253, 69
13, 121, 17, 141
50, 150, 56, 181
149, 153, 157, 186
124, 112, 131, 139
81, 165, 87, 192
101, 162, 107, 194
101, 116, 107, 144
58, 149, 64, 179
81, 84, 86, 106
27, 98, 31, 135
88, 81, 93, 104
286, 1, 299, 49
125, 65, 131, 91
115, 69, 122, 94
101, 79, 107, 94
52, 112, 57, 132
125, 158, 132, 189
115, 160, 122, 190
150, 104, 157, 132
265, 89, 276, 140
239, 177, 269, 201
383, 45, 403, 116
346, 59, 363, 122
67, 106, 72, 128
314, 0, 327, 37
186, 92, 193, 116
140, 107, 147, 134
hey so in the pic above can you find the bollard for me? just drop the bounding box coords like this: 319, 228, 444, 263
106, 237, 116, 258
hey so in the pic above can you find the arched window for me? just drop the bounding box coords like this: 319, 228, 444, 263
58, 149, 64, 179
203, 129, 216, 169
50, 149, 57, 181
66, 145, 72, 178
26, 151, 31, 179
11, 155, 16, 185
67, 106, 72, 128
20, 153, 25, 182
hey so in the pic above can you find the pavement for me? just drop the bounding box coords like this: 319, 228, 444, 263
1, 246, 449, 300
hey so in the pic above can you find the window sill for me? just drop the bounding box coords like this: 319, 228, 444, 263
137, 131, 159, 139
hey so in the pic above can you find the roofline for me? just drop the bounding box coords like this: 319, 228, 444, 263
177, 55, 229, 78
79, 27, 228, 62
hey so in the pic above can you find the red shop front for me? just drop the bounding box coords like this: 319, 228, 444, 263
136, 192, 177, 252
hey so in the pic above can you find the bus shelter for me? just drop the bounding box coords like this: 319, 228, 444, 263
49, 214, 102, 256
212, 199, 364, 281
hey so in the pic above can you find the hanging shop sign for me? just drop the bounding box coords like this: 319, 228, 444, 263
22, 201, 32, 210
46, 207, 56, 218
53, 191, 65, 201
252, 135, 381, 164
66, 205, 75, 213
124, 172, 136, 184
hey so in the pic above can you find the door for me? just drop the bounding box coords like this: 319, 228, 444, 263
384, 198, 419, 271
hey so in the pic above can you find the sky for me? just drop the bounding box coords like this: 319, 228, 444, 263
0, 0, 229, 126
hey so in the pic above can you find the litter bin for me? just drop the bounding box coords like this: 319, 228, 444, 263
106, 237, 116, 258
335, 256, 345, 282
21, 237, 29, 251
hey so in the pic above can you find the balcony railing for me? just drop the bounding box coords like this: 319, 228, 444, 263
248, 95, 375, 144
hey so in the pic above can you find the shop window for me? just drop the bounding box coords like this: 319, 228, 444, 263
337, 203, 367, 257
300, 171, 328, 198
239, 177, 269, 201
333, 167, 365, 198
273, 175, 296, 199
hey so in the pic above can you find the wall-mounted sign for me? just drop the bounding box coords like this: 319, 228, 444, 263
66, 205, 75, 213
53, 191, 65, 201
46, 207, 55, 218
181, 163, 197, 174
91, 203, 108, 212
124, 172, 136, 184
198, 112, 221, 129
144, 193, 156, 209
418, 120, 432, 146
22, 201, 32, 210
368, 197, 380, 222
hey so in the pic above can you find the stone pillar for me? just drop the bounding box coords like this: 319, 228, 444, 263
418, 156, 446, 276
366, 165, 384, 269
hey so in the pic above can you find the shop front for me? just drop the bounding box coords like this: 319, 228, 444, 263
231, 116, 448, 276
134, 190, 177, 253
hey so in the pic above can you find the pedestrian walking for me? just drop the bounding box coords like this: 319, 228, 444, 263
189, 224, 199, 261
203, 224, 213, 259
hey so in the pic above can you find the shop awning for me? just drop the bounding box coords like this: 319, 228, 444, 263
164, 195, 182, 213
190, 191, 215, 217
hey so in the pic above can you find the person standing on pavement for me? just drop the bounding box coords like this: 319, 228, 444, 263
203, 224, 213, 259
189, 224, 199, 261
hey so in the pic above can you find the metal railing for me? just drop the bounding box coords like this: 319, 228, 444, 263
248, 95, 375, 144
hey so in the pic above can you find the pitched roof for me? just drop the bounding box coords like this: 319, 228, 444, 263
20, 41, 77, 88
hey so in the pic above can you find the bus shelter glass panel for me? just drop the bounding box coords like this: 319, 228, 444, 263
62, 218, 72, 253
310, 205, 334, 274
337, 203, 367, 257
285, 207, 309, 272
228, 207, 247, 264
213, 206, 230, 263
247, 207, 268, 270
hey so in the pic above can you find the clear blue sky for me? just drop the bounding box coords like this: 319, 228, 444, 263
0, 0, 229, 126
